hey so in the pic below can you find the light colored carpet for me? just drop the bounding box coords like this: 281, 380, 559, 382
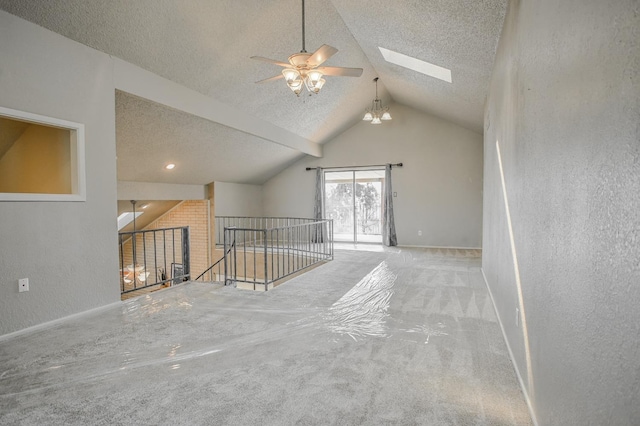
0, 247, 532, 425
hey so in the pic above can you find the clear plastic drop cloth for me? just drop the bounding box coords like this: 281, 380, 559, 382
323, 261, 397, 341
0, 248, 532, 426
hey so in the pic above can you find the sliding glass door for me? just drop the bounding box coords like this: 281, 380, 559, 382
324, 169, 384, 243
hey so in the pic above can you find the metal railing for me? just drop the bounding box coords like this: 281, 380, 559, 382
118, 226, 190, 295
215, 217, 324, 247
223, 218, 333, 291
193, 239, 235, 282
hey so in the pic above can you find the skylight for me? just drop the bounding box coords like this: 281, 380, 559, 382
378, 47, 452, 83
117, 212, 143, 231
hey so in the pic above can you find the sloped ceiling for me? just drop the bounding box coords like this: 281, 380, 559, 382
0, 117, 29, 159
0, 0, 506, 185
117, 199, 181, 234
116, 91, 301, 185
331, 0, 507, 132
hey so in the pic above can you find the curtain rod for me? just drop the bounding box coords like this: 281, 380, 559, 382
305, 163, 403, 171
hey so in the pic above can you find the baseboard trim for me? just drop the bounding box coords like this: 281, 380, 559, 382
481, 268, 538, 426
0, 300, 122, 343
397, 244, 482, 250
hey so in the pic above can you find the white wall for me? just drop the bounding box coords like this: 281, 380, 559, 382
117, 181, 206, 201
214, 182, 263, 217
263, 103, 483, 248
483, 1, 640, 424
0, 11, 120, 336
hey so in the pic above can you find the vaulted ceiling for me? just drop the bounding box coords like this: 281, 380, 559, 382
0, 0, 507, 185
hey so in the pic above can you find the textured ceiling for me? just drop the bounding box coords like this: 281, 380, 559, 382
0, 0, 506, 185
331, 0, 507, 132
116, 91, 301, 185
117, 199, 181, 234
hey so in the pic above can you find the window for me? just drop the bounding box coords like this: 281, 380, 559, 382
0, 106, 86, 202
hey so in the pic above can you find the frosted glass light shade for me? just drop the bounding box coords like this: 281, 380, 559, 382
283, 68, 326, 95
381, 111, 392, 120
363, 112, 373, 121
307, 70, 323, 85
288, 78, 303, 94
282, 68, 300, 83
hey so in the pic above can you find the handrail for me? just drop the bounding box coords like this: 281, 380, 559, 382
224, 218, 333, 291
118, 226, 190, 295
216, 216, 321, 220
214, 217, 326, 246
227, 220, 329, 232
194, 239, 235, 281
118, 225, 189, 236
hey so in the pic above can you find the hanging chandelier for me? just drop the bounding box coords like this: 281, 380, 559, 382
363, 77, 392, 124
123, 200, 149, 286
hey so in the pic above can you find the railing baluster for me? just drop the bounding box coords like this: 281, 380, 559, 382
253, 229, 257, 290
118, 226, 190, 296
243, 230, 248, 289
127, 218, 335, 294
224, 228, 228, 285
264, 229, 268, 291
142, 232, 147, 288
163, 229, 167, 284
119, 234, 125, 293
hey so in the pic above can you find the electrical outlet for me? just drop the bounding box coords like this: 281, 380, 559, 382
515, 307, 520, 327
418, 230, 422, 236
19, 278, 29, 292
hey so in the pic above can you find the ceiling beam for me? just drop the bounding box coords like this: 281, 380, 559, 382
117, 181, 207, 200
113, 58, 322, 157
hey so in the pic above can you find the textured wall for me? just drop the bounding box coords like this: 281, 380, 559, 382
263, 103, 484, 248
483, 0, 640, 424
214, 182, 263, 217
0, 12, 120, 336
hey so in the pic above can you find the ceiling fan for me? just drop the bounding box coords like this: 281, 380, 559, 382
251, 0, 363, 96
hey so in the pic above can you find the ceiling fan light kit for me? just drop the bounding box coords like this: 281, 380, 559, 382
363, 77, 392, 124
281, 65, 326, 95
252, 0, 363, 96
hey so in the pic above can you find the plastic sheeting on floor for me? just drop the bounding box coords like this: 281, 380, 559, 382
0, 247, 532, 425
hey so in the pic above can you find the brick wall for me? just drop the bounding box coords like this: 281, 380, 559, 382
120, 200, 210, 284
148, 200, 210, 279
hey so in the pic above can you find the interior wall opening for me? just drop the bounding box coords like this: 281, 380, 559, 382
0, 106, 85, 202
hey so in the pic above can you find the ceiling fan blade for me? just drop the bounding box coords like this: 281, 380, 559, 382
250, 56, 290, 68
306, 44, 338, 67
255, 74, 284, 84
316, 66, 364, 77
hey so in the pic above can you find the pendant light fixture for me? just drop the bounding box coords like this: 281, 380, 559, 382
124, 200, 149, 286
363, 77, 392, 124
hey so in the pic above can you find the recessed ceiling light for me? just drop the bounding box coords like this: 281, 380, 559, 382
378, 47, 452, 83
165, 163, 175, 170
